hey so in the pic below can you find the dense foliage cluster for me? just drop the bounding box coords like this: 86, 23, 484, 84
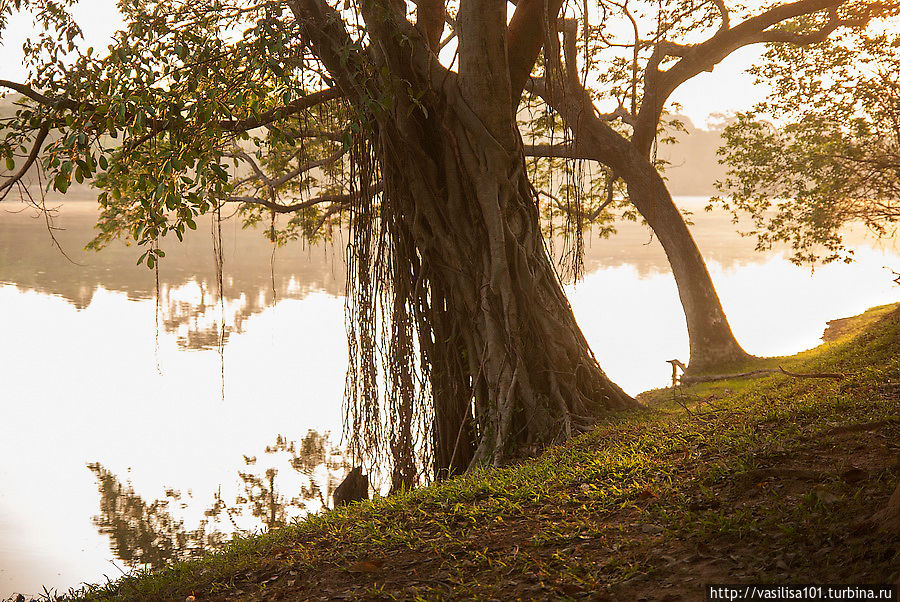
718, 26, 900, 263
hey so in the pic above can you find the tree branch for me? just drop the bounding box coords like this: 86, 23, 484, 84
227, 184, 381, 214
1, 79, 342, 143
506, 0, 566, 101
280, 128, 345, 142
681, 365, 845, 384
227, 193, 347, 214
413, 0, 446, 50
219, 87, 342, 132
0, 79, 79, 111
753, 8, 867, 45
287, 0, 371, 103
633, 0, 863, 154
525, 143, 591, 160
232, 148, 346, 190
0, 124, 50, 201
712, 0, 731, 31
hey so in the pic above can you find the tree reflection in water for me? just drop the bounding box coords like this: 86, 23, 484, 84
89, 430, 347, 570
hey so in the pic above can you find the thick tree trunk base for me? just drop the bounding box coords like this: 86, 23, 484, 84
375, 82, 637, 472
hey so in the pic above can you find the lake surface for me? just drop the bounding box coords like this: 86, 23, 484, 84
1, 199, 898, 598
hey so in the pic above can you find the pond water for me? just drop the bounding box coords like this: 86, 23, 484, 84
1, 199, 898, 598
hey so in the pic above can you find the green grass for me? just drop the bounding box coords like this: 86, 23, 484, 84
52, 304, 900, 601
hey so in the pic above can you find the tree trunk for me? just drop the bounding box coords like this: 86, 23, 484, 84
622, 158, 752, 372
375, 86, 636, 469
535, 82, 751, 372
427, 281, 477, 479
291, 0, 635, 476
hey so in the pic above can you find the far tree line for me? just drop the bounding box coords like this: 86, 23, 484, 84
1, 0, 898, 489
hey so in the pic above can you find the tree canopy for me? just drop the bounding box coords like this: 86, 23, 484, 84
717, 25, 900, 264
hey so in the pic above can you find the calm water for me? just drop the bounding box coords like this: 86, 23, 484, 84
1, 200, 898, 597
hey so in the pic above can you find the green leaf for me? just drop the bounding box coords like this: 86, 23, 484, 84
210, 164, 228, 181
54, 173, 70, 193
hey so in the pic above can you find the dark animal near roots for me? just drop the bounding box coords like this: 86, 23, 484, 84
333, 467, 369, 507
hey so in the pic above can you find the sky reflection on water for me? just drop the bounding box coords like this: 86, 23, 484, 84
0, 200, 897, 597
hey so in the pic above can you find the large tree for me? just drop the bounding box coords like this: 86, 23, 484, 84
520, 0, 896, 371
0, 0, 636, 486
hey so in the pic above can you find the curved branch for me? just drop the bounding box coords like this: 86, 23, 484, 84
229, 147, 347, 190
412, 0, 446, 50
681, 365, 845, 384
219, 87, 342, 131
281, 128, 345, 141
0, 80, 341, 143
507, 0, 566, 101
287, 0, 371, 102
525, 143, 590, 160
227, 184, 382, 214
0, 79, 79, 111
754, 10, 866, 45
271, 149, 346, 187
712, 0, 731, 31
633, 0, 866, 154
0, 124, 50, 201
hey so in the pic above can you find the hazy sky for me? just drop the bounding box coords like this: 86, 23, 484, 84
0, 0, 769, 129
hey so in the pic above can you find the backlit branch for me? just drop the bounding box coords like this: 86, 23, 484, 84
753, 7, 866, 45
0, 79, 341, 138
712, 0, 730, 31
507, 0, 566, 100
287, 0, 371, 103
219, 88, 342, 132
0, 124, 49, 201
633, 0, 876, 154
524, 143, 590, 160
226, 184, 381, 214
411, 0, 447, 50
229, 147, 347, 191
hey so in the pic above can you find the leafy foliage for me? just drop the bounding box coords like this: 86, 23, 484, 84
0, 1, 349, 260
717, 27, 900, 264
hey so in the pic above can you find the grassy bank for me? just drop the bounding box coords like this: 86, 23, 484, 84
61, 304, 900, 600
